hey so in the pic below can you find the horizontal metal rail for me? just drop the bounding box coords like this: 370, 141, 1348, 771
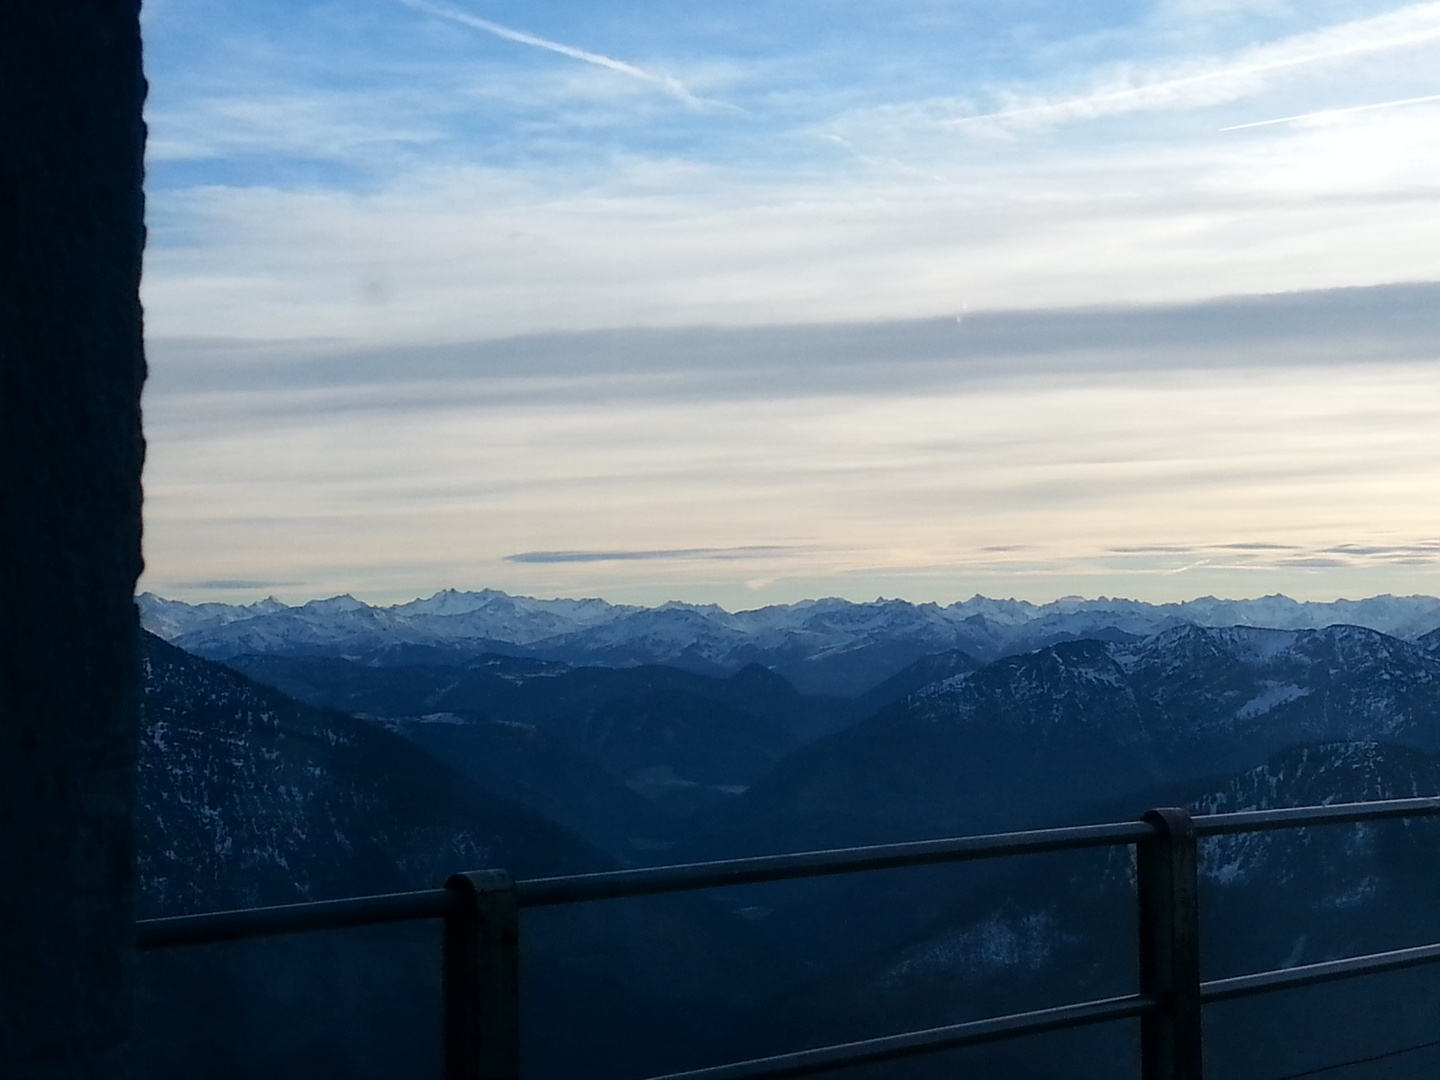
133, 821, 1155, 947
516, 819, 1155, 907
135, 887, 457, 949
1191, 797, 1440, 836
1202, 941, 1440, 1004
641, 994, 1157, 1080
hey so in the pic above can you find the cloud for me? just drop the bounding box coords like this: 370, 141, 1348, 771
172, 579, 303, 590
393, 0, 716, 108
143, 283, 1440, 413
140, 281, 1440, 608
1320, 542, 1440, 562
505, 546, 799, 563
140, 2, 1440, 344
145, 90, 446, 164
1213, 542, 1303, 550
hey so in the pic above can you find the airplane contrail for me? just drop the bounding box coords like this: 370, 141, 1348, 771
1163, 560, 1211, 575
945, 6, 1440, 130
1220, 92, 1440, 130
395, 0, 710, 108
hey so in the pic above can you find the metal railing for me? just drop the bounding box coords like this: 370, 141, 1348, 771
135, 796, 1440, 1080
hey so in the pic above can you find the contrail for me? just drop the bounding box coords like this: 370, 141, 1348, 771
945, 5, 1440, 129
1163, 560, 1211, 575
1220, 92, 1440, 131
395, 0, 709, 107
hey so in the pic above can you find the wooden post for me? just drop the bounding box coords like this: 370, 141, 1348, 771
444, 871, 520, 1080
1138, 808, 1204, 1080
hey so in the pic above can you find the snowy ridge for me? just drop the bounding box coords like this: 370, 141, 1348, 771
140, 590, 1440, 676
912, 624, 1440, 747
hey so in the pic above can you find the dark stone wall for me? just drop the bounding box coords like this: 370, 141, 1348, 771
0, 1, 148, 1074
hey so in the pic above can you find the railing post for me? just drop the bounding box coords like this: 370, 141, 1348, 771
444, 870, 520, 1080
1137, 808, 1203, 1080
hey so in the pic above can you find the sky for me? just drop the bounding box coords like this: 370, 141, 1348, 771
138, 0, 1440, 609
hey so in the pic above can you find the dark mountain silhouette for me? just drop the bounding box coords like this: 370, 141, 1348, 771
138, 634, 601, 916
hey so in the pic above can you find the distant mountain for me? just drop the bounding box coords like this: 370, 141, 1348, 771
1419, 625, 1440, 655
686, 624, 1440, 858
845, 647, 982, 719
140, 589, 1440, 697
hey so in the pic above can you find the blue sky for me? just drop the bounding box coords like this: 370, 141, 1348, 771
138, 0, 1440, 607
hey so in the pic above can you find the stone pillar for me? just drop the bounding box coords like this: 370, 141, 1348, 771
0, 1, 148, 1075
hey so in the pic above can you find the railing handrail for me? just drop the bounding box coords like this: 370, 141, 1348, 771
135, 796, 1440, 947
517, 818, 1154, 907
135, 886, 458, 949
132, 795, 1440, 1080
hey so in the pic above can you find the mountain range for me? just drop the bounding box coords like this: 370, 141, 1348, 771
140, 589, 1440, 696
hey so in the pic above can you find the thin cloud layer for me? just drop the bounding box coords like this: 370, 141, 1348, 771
506, 546, 798, 564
